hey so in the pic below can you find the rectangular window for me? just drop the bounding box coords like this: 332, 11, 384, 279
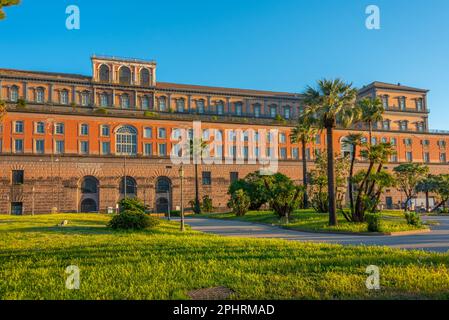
440, 153, 447, 163
14, 139, 24, 153
80, 124, 89, 136
80, 141, 89, 154
424, 152, 430, 163
280, 147, 287, 159
270, 106, 277, 118
230, 172, 239, 183
158, 128, 166, 139
144, 127, 152, 138
416, 98, 423, 111
391, 154, 398, 163
158, 143, 167, 156
202, 171, 212, 185
101, 141, 110, 155
305, 148, 311, 160
391, 138, 397, 146
35, 139, 45, 154
292, 147, 299, 160
144, 143, 152, 156
81, 93, 89, 106
14, 121, 24, 134
11, 202, 23, 215
399, 97, 406, 110
406, 151, 413, 162
315, 134, 321, 144
404, 138, 412, 146
196, 100, 205, 113
101, 125, 110, 137
284, 107, 290, 119
55, 123, 64, 135
279, 133, 286, 144
12, 170, 24, 184
56, 140, 65, 154
235, 104, 242, 116
35, 122, 45, 134
382, 121, 390, 130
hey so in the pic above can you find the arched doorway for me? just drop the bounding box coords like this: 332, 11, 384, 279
79, 176, 99, 213
81, 199, 97, 213
155, 177, 172, 214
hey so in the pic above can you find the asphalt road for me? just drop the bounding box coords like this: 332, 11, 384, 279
179, 216, 449, 253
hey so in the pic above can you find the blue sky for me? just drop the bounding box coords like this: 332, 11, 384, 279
1, 0, 449, 129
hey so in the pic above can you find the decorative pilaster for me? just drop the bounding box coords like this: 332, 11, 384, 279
48, 84, 53, 103
23, 82, 28, 100
226, 97, 231, 114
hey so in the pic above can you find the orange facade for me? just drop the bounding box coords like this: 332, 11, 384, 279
0, 56, 448, 214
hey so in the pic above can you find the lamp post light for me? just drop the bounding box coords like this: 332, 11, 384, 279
179, 165, 185, 232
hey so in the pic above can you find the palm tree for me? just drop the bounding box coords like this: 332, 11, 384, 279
416, 175, 439, 212
303, 79, 359, 226
189, 137, 208, 214
290, 117, 317, 209
342, 133, 364, 215
358, 97, 384, 145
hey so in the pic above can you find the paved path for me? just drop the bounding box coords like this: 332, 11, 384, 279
179, 216, 449, 253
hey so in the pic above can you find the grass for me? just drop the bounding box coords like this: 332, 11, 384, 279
199, 210, 429, 234
1, 214, 448, 300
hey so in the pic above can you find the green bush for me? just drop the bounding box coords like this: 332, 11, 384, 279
228, 172, 270, 210
119, 198, 146, 213
108, 210, 160, 230
94, 107, 108, 115
201, 195, 213, 213
227, 189, 250, 216
16, 98, 27, 109
143, 111, 159, 118
405, 211, 422, 227
366, 213, 382, 232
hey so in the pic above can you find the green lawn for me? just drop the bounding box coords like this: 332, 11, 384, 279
1, 214, 448, 300
199, 210, 429, 234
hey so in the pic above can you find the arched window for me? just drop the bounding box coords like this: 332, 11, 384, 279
141, 96, 149, 110
216, 101, 224, 115
156, 177, 171, 193
120, 176, 137, 195
60, 89, 69, 105
234, 102, 243, 116
340, 137, 354, 158
196, 99, 205, 113
253, 103, 261, 117
140, 68, 151, 86
119, 66, 131, 85
81, 91, 89, 106
120, 94, 130, 108
10, 85, 19, 102
116, 125, 137, 155
81, 176, 99, 194
159, 96, 166, 111
176, 98, 185, 112
36, 87, 45, 103
100, 93, 109, 107
99, 65, 110, 82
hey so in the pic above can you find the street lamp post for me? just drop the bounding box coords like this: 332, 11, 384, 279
179, 165, 185, 231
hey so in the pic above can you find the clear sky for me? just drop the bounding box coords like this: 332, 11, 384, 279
1, 0, 448, 129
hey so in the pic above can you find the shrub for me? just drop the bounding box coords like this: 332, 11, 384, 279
143, 111, 159, 118
263, 173, 303, 219
227, 189, 250, 216
119, 197, 146, 213
405, 211, 422, 227
16, 98, 27, 109
108, 210, 160, 230
366, 213, 382, 232
228, 172, 270, 210
201, 195, 213, 213
94, 107, 108, 115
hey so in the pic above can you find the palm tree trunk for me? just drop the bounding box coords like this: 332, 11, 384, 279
368, 122, 372, 146
425, 191, 429, 212
302, 138, 309, 209
348, 145, 356, 216
326, 126, 337, 226
194, 163, 201, 214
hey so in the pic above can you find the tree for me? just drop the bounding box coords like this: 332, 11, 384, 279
262, 173, 303, 223
416, 175, 439, 212
309, 152, 350, 214
0, 0, 20, 20
228, 171, 270, 210
393, 163, 429, 212
358, 97, 384, 144
188, 138, 208, 214
290, 116, 317, 209
349, 143, 396, 221
302, 79, 359, 226
227, 189, 250, 216
342, 133, 364, 216
431, 174, 449, 212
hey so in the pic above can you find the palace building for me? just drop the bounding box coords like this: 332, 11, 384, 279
0, 56, 448, 214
